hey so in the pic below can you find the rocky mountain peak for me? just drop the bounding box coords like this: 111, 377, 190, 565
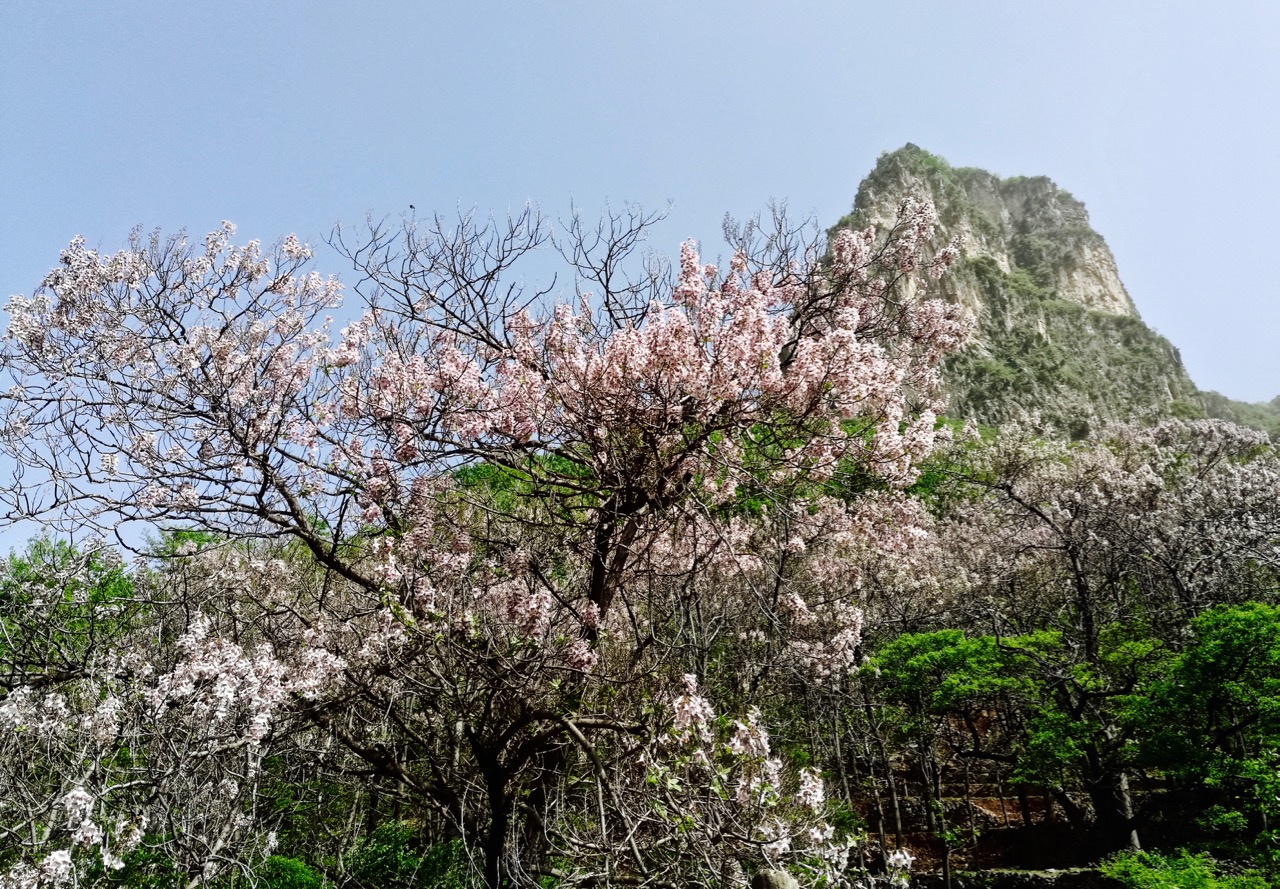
834, 146, 1202, 436
852, 144, 1137, 317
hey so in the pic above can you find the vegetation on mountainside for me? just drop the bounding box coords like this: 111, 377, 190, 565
943, 256, 1200, 437
1201, 391, 1280, 438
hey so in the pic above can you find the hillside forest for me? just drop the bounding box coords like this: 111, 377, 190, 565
1, 184, 1279, 889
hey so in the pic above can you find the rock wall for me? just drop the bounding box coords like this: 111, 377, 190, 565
833, 145, 1205, 435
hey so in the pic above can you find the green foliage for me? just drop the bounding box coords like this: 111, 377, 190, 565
869, 631, 1029, 715
258, 857, 324, 889
348, 823, 423, 889
0, 537, 137, 670
3, 536, 132, 607
1132, 604, 1280, 855
1201, 391, 1280, 438
824, 796, 865, 836
1101, 851, 1270, 889
453, 460, 533, 518
453, 451, 603, 533
347, 824, 474, 889
904, 426, 983, 510
1137, 603, 1280, 767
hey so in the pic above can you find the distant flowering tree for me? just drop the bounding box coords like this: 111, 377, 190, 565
0, 540, 341, 889
0, 201, 967, 887
911, 418, 1280, 853
942, 418, 1280, 639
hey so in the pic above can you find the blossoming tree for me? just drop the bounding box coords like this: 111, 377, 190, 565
0, 202, 966, 887
870, 418, 1280, 856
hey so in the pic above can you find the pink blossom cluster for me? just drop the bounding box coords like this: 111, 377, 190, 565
796, 767, 825, 812
150, 614, 347, 748
670, 673, 716, 745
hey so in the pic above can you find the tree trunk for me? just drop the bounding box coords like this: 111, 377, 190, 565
931, 751, 952, 889
964, 759, 977, 845
483, 790, 510, 889
997, 769, 1010, 828
860, 733, 889, 858
862, 684, 904, 846
1119, 771, 1141, 852
476, 742, 514, 889
1085, 772, 1139, 853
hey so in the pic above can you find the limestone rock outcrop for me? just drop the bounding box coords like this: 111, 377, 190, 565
835, 145, 1212, 436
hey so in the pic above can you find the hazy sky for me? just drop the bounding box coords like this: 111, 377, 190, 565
3, 1, 1278, 400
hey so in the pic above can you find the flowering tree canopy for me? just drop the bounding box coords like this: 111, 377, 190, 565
0, 203, 967, 888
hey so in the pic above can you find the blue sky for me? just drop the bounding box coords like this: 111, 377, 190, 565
3, 1, 1278, 400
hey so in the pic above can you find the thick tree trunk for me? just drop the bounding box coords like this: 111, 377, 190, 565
521, 742, 567, 872
475, 738, 515, 889
1085, 772, 1140, 853
483, 789, 511, 889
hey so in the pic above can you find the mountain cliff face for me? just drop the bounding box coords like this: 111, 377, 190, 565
835, 145, 1278, 436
